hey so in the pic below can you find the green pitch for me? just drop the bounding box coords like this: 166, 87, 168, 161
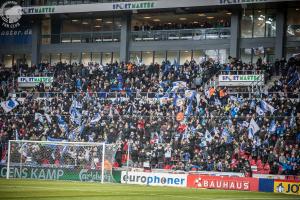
0, 179, 298, 200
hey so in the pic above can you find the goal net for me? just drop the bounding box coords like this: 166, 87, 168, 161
5, 140, 118, 183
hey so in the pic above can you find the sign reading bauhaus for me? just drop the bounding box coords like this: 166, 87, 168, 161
187, 175, 259, 191
218, 74, 264, 86
121, 171, 187, 187
18, 77, 53, 87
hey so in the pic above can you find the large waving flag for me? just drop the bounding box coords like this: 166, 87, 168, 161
172, 81, 187, 91
268, 120, 276, 133
57, 115, 68, 133
248, 118, 260, 139
91, 113, 101, 124
34, 113, 44, 123
230, 107, 239, 117
1, 99, 19, 113
185, 90, 196, 100
256, 106, 264, 116
260, 100, 275, 114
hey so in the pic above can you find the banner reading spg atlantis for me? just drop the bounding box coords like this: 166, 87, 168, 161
274, 180, 300, 195
121, 171, 187, 187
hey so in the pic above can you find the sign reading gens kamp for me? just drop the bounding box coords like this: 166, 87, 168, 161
17, 77, 53, 87
0, 165, 110, 182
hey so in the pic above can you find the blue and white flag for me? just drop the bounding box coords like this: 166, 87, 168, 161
214, 98, 222, 106
250, 100, 256, 109
222, 128, 230, 138
290, 115, 296, 128
248, 118, 260, 139
260, 100, 275, 114
172, 81, 187, 90
68, 130, 76, 142
231, 107, 239, 117
1, 99, 19, 113
91, 113, 101, 124
268, 120, 276, 133
70, 107, 82, 125
185, 102, 193, 117
57, 115, 68, 133
34, 113, 44, 123
205, 129, 212, 142
256, 106, 264, 116
185, 90, 196, 100
242, 121, 249, 127
229, 96, 237, 102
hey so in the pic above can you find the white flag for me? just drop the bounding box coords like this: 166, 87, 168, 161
1, 99, 19, 113
249, 118, 260, 134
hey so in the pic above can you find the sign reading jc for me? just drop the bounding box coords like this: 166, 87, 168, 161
274, 181, 300, 195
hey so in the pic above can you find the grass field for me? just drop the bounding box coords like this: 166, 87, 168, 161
0, 179, 298, 200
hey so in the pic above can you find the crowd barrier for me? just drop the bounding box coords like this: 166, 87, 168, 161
119, 171, 300, 195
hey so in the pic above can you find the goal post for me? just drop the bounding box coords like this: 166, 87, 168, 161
5, 140, 117, 183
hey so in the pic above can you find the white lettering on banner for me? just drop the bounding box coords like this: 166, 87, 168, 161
0, 0, 296, 15
0, 166, 64, 180
121, 171, 187, 187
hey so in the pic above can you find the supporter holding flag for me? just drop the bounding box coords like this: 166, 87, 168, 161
260, 100, 275, 114
248, 118, 260, 139
1, 99, 19, 113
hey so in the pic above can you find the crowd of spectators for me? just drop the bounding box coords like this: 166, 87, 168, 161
0, 56, 299, 176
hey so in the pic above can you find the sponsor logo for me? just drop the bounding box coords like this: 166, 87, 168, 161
113, 2, 155, 10
1, 166, 64, 180
121, 172, 187, 187
0, 1, 22, 28
18, 77, 54, 87
220, 75, 261, 81
79, 169, 101, 182
23, 7, 55, 14
274, 181, 300, 195
187, 175, 259, 191
193, 177, 250, 190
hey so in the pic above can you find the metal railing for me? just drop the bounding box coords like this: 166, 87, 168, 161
10, 90, 300, 100
131, 28, 230, 41
219, 70, 265, 75
41, 31, 121, 44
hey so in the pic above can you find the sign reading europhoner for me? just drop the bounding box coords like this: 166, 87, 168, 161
218, 74, 264, 86
121, 171, 187, 187
18, 77, 53, 87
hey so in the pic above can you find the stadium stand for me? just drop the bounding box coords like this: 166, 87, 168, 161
0, 56, 299, 177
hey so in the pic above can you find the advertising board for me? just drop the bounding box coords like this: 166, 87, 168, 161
17, 77, 53, 87
274, 180, 300, 195
187, 175, 259, 191
121, 171, 187, 187
218, 74, 264, 86
0, 165, 112, 182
